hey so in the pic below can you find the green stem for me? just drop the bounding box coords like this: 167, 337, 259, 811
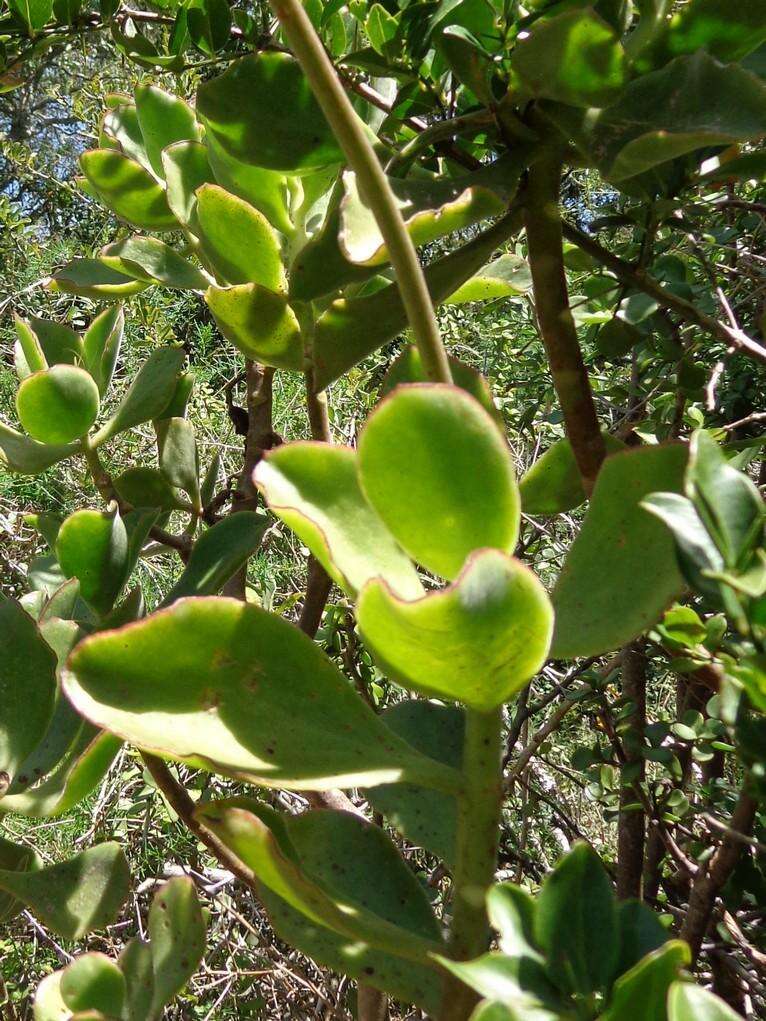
524, 148, 605, 493
440, 706, 503, 1021
268, 0, 452, 386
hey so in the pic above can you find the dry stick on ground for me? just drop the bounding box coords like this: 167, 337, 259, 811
681, 784, 759, 964
616, 642, 647, 900
561, 221, 766, 368
523, 148, 606, 492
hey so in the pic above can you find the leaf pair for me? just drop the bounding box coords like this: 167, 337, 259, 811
256, 384, 553, 710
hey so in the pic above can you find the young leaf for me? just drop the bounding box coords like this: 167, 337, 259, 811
161, 512, 268, 605
196, 799, 443, 961
134, 84, 200, 179
83, 306, 124, 396
534, 842, 618, 996
511, 8, 627, 107
17, 366, 100, 445
0, 596, 57, 788
667, 982, 742, 1021
254, 443, 423, 599
0, 843, 129, 939
60, 954, 126, 1016
204, 283, 303, 369
56, 506, 129, 616
80, 150, 176, 230
551, 444, 688, 658
358, 386, 520, 579
148, 877, 205, 1014
94, 346, 185, 443
358, 549, 553, 711
64, 597, 463, 793
195, 184, 286, 289
197, 52, 343, 171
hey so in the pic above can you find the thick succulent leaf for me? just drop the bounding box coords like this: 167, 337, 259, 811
118, 940, 154, 1021
288, 202, 376, 302
50, 259, 150, 299
0, 842, 129, 939
647, 0, 766, 66
358, 385, 519, 579
0, 596, 57, 786
17, 366, 100, 445
148, 877, 205, 1015
94, 346, 185, 444
614, 899, 669, 978
438, 954, 560, 1015
339, 157, 518, 265
60, 954, 126, 1016
196, 799, 443, 961
641, 492, 724, 601
15, 316, 83, 378
205, 133, 293, 236
667, 982, 742, 1021
0, 727, 121, 818
520, 432, 626, 516
197, 52, 343, 171
114, 467, 183, 511
358, 550, 552, 710
534, 843, 617, 996
487, 884, 539, 959
0, 422, 78, 474
161, 512, 268, 605
33, 971, 68, 1021
0, 835, 41, 924
161, 140, 215, 230
63, 597, 462, 793
366, 700, 462, 866
99, 237, 211, 291
13, 316, 47, 378
156, 416, 200, 507
380, 346, 500, 423
196, 184, 286, 289
600, 941, 689, 1021
444, 253, 532, 304
101, 101, 150, 171
83, 306, 124, 396
313, 211, 522, 388
590, 52, 766, 181
254, 443, 423, 599
470, 1003, 552, 1021
205, 283, 302, 369
511, 8, 626, 107
56, 507, 129, 616
551, 444, 688, 658
80, 150, 176, 230
134, 84, 200, 178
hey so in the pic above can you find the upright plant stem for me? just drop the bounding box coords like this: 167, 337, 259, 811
268, 0, 452, 385
524, 149, 605, 492
440, 707, 504, 1021
616, 641, 647, 900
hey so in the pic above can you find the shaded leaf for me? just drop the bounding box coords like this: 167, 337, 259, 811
80, 150, 176, 230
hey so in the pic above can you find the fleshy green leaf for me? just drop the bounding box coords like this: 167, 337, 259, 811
94, 346, 185, 444
288, 201, 376, 301
358, 549, 552, 710
80, 150, 176, 230
33, 972, 68, 1021
641, 492, 724, 600
437, 954, 560, 1015
187, 0, 232, 55
134, 83, 200, 178
14, 316, 82, 378
380, 345, 501, 423
0, 422, 78, 474
161, 140, 214, 227
60, 954, 126, 1016
511, 8, 626, 107
366, 700, 462, 866
118, 940, 154, 1021
114, 467, 184, 511
255, 443, 423, 599
0, 842, 129, 939
197, 52, 343, 171
195, 184, 286, 289
487, 884, 539, 959
520, 432, 626, 516
667, 982, 742, 1021
205, 133, 293, 235
63, 597, 462, 793
83, 306, 124, 396
56, 507, 129, 615
601, 941, 690, 1021
50, 259, 150, 299
156, 416, 200, 507
444, 253, 532, 304
148, 877, 205, 1015
358, 385, 519, 579
648, 0, 766, 65
534, 843, 617, 996
99, 237, 211, 291
205, 283, 303, 369
161, 512, 268, 605
614, 899, 670, 978
0, 596, 57, 787
196, 799, 443, 961
551, 444, 688, 658
17, 366, 100, 445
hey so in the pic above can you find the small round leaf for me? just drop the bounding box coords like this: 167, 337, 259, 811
16, 365, 100, 445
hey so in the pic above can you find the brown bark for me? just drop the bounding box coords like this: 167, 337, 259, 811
617, 642, 647, 900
